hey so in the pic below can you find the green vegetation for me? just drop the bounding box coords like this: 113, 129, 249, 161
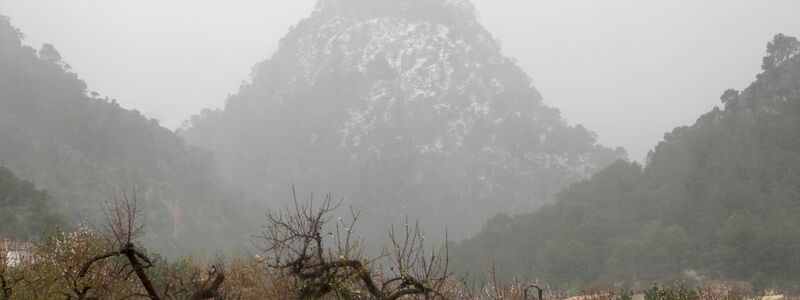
0, 166, 64, 240
2, 3, 799, 296
0, 195, 457, 299
451, 34, 800, 290
0, 15, 259, 255
2, 194, 759, 299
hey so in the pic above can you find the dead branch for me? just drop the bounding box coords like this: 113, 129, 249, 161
188, 265, 225, 300
78, 190, 225, 300
525, 284, 543, 300
256, 188, 453, 299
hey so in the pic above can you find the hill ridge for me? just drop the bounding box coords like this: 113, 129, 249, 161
182, 0, 623, 241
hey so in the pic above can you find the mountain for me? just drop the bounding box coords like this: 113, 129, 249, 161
0, 15, 257, 255
450, 34, 800, 288
181, 0, 623, 240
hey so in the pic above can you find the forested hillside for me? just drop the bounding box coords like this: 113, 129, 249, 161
0, 15, 257, 255
181, 0, 624, 241
0, 166, 63, 239
451, 34, 800, 289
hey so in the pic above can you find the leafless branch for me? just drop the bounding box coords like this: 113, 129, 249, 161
79, 190, 225, 300
256, 188, 453, 299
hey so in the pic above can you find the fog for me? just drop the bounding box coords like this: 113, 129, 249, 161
2, 0, 798, 161
4, 0, 800, 295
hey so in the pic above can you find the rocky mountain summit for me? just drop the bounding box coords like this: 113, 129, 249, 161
182, 0, 624, 239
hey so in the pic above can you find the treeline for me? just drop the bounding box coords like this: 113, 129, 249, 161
0, 15, 259, 255
451, 34, 800, 291
0, 193, 758, 299
0, 192, 465, 299
0, 166, 63, 239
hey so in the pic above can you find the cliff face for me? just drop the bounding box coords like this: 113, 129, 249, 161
182, 0, 623, 239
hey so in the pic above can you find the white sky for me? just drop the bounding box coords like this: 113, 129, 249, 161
1, 0, 798, 161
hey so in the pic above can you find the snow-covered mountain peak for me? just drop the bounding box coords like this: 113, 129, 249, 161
183, 0, 624, 241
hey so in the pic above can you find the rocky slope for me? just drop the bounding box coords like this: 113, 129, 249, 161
182, 0, 623, 240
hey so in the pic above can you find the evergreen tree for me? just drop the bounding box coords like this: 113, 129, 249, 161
452, 33, 800, 289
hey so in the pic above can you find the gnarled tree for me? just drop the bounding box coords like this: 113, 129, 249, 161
78, 192, 225, 300
256, 189, 454, 299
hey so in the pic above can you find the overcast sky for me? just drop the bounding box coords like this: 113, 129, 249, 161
1, 0, 798, 161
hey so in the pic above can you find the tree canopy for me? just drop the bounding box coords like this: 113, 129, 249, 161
0, 166, 64, 240
451, 34, 800, 290
0, 15, 259, 256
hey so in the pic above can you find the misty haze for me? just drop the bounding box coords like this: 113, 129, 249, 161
0, 0, 799, 299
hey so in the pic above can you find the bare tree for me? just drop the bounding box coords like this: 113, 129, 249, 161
456, 265, 556, 300
255, 188, 453, 299
78, 191, 225, 300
